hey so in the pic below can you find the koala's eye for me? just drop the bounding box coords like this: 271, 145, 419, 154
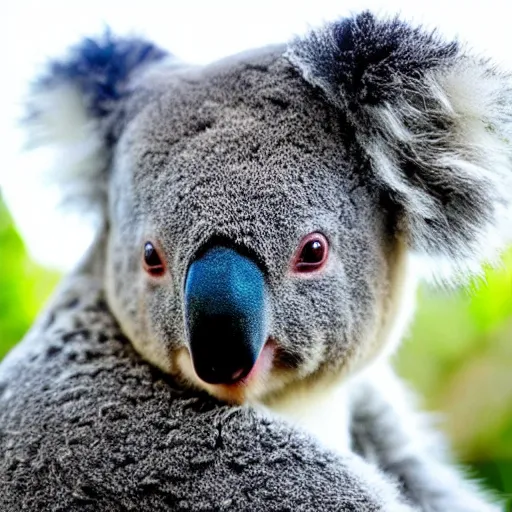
293, 233, 329, 273
143, 242, 166, 277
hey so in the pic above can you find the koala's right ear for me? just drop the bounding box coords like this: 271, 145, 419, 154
287, 12, 512, 282
25, 33, 170, 215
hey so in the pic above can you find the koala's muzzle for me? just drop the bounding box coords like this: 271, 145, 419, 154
184, 246, 267, 385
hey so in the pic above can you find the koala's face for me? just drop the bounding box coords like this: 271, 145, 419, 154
33, 13, 511, 403
105, 49, 399, 403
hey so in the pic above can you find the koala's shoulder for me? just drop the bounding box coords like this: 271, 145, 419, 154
0, 273, 387, 511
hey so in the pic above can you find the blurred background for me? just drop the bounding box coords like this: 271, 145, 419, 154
1, 0, 511, 507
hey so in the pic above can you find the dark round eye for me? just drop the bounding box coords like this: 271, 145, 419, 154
143, 242, 165, 277
293, 233, 328, 273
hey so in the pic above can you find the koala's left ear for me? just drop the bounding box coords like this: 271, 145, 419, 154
25, 32, 170, 215
287, 11, 512, 280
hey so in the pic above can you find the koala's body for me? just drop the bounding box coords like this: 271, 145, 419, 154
22, 11, 512, 511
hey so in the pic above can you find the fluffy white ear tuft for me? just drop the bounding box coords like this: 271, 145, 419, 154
370, 57, 512, 282
26, 83, 108, 214
24, 33, 169, 217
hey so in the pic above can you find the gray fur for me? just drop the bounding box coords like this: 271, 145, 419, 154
2, 10, 510, 511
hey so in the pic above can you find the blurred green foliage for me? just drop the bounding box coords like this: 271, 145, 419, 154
0, 194, 511, 507
396, 252, 512, 508
0, 195, 60, 360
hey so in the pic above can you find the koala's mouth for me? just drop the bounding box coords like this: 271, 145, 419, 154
228, 340, 275, 386
176, 340, 276, 404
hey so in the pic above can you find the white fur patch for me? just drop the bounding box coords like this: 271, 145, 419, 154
365, 58, 512, 284
25, 84, 108, 215
264, 379, 351, 454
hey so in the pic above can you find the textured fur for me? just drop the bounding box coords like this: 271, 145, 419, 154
0, 241, 413, 511
4, 10, 511, 511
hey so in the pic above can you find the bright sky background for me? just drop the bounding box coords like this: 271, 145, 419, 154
1, 0, 511, 270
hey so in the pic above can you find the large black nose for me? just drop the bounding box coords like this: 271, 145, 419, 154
184, 246, 267, 385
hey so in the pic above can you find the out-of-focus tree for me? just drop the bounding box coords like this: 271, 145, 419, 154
396, 252, 512, 506
0, 195, 60, 359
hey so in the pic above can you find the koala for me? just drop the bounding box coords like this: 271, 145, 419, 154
25, 11, 511, 511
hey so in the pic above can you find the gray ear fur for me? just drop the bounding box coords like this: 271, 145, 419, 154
25, 32, 169, 216
287, 11, 512, 281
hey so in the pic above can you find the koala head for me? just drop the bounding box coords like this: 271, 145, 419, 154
28, 13, 512, 404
